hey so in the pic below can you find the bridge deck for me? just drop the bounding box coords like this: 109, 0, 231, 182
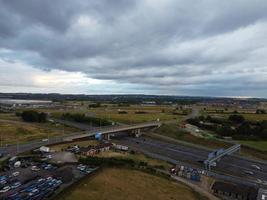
64, 121, 161, 141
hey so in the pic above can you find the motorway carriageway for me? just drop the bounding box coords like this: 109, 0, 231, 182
117, 136, 267, 185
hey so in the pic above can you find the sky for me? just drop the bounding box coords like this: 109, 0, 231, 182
0, 0, 267, 97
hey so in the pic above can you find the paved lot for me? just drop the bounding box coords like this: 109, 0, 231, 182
51, 152, 78, 164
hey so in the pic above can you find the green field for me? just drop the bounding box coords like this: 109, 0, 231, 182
154, 124, 231, 149
45, 104, 186, 124
0, 113, 78, 145
239, 140, 267, 151
92, 105, 187, 124
56, 168, 207, 200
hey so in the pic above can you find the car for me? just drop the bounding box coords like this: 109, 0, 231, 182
77, 164, 86, 170
42, 138, 49, 142
11, 181, 21, 189
28, 188, 39, 196
0, 180, 7, 185
12, 171, 20, 177
0, 186, 11, 193
46, 176, 53, 181
251, 164, 261, 170
256, 179, 263, 184
44, 164, 52, 170
244, 170, 254, 175
38, 178, 45, 182
31, 166, 40, 171
8, 191, 19, 198
0, 176, 7, 181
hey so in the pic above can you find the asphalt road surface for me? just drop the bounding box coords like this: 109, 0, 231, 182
117, 136, 267, 186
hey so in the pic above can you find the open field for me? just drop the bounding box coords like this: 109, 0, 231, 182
44, 104, 186, 124
91, 105, 185, 124
56, 168, 207, 200
0, 114, 78, 145
239, 140, 267, 151
154, 124, 231, 149
97, 150, 172, 170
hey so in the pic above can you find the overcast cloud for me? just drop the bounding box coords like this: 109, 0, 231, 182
0, 0, 267, 97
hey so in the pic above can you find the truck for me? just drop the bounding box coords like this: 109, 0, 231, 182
115, 144, 129, 151
40, 146, 50, 153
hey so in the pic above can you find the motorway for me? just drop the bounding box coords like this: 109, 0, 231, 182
117, 136, 267, 187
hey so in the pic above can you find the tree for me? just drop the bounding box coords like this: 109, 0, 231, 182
21, 110, 47, 123
256, 109, 266, 114
228, 114, 245, 124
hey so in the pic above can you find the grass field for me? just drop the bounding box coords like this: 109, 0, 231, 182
89, 105, 186, 124
97, 150, 172, 170
46, 104, 186, 124
56, 168, 207, 200
239, 140, 267, 151
0, 114, 78, 145
155, 124, 231, 149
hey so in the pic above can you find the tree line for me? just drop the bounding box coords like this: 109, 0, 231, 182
16, 110, 47, 123
187, 114, 267, 140
62, 113, 112, 126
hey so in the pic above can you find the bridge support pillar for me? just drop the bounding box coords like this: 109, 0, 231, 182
135, 129, 141, 137
103, 134, 111, 141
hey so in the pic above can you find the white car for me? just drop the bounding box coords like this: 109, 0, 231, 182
0, 186, 10, 193
244, 170, 254, 175
12, 171, 20, 177
251, 164, 261, 170
42, 138, 49, 142
31, 166, 40, 171
256, 179, 263, 184
46, 155, 52, 159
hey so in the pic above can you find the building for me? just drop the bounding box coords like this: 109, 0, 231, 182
0, 99, 53, 110
257, 188, 267, 200
80, 143, 113, 156
212, 181, 258, 200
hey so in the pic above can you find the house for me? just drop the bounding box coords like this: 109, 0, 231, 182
80, 143, 113, 156
212, 181, 258, 200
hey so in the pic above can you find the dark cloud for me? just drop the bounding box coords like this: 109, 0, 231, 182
0, 0, 267, 96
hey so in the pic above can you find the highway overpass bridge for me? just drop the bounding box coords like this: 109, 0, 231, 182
63, 121, 162, 141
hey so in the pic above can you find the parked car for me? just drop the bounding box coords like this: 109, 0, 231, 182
251, 164, 261, 170
12, 171, 20, 177
31, 166, 41, 171
0, 186, 10, 193
11, 181, 21, 189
